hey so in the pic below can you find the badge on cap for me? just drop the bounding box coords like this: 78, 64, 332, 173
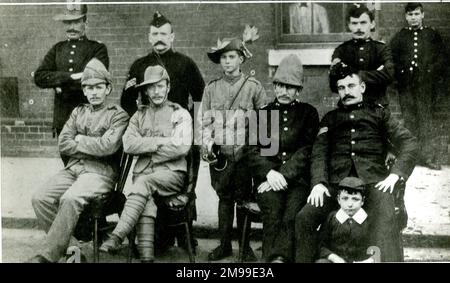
150, 11, 171, 28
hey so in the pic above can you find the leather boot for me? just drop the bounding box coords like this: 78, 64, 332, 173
137, 215, 155, 263
237, 206, 257, 262
208, 200, 234, 261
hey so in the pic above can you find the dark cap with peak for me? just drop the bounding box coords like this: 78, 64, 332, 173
150, 11, 171, 28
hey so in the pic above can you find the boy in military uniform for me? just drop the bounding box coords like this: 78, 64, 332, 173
295, 63, 418, 262
198, 28, 269, 261
100, 65, 193, 263
332, 4, 394, 106
317, 177, 372, 263
34, 2, 109, 165
28, 58, 129, 263
248, 54, 319, 263
390, 2, 447, 170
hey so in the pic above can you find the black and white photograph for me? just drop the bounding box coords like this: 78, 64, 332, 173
0, 0, 449, 265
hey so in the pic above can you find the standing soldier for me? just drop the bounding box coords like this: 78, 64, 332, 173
390, 2, 446, 170
34, 2, 109, 165
332, 4, 394, 106
198, 27, 270, 261
119, 12, 205, 251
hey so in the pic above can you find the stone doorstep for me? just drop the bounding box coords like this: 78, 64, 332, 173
2, 217, 449, 249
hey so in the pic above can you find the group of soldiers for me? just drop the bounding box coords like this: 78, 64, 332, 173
26, 2, 445, 263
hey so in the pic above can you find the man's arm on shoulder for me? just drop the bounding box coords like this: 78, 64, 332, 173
359, 43, 394, 86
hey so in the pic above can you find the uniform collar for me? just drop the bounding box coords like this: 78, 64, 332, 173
68, 35, 87, 42
274, 99, 298, 108
151, 48, 174, 58
407, 26, 425, 31
352, 37, 372, 45
337, 101, 364, 111
86, 103, 106, 112
223, 72, 243, 85
336, 208, 367, 224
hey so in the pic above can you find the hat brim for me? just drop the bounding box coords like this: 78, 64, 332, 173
53, 14, 85, 21
207, 51, 222, 64
81, 78, 108, 86
273, 79, 303, 88
136, 78, 168, 88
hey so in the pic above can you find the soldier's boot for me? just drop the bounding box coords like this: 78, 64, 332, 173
237, 207, 257, 262
208, 200, 234, 261
137, 215, 155, 263
99, 193, 147, 253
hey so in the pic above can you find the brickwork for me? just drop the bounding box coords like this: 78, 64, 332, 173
0, 1, 449, 161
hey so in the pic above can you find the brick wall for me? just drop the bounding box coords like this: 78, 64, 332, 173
1, 1, 449, 162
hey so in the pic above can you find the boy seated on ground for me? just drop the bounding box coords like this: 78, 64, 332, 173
27, 58, 129, 263
316, 177, 374, 263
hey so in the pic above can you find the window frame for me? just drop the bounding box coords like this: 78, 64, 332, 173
275, 3, 379, 48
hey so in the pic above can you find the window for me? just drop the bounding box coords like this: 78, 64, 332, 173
276, 2, 379, 46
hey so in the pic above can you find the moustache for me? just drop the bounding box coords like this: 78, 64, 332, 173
66, 29, 80, 33
343, 95, 356, 101
154, 41, 167, 46
354, 31, 364, 35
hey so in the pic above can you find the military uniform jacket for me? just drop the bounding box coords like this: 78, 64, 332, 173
332, 38, 394, 105
59, 103, 129, 179
34, 36, 109, 130
120, 49, 205, 115
248, 100, 319, 188
390, 26, 446, 90
311, 102, 418, 186
198, 73, 270, 162
123, 101, 192, 175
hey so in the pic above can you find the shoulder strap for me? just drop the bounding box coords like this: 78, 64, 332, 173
227, 75, 251, 110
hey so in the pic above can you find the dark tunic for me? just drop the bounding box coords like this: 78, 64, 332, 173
250, 99, 319, 187
247, 99, 319, 262
120, 49, 205, 115
390, 26, 447, 161
311, 102, 418, 186
318, 210, 370, 262
332, 38, 394, 106
34, 36, 109, 131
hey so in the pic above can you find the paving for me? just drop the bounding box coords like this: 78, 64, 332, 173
1, 157, 450, 262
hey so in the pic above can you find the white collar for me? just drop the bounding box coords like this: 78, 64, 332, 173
335, 208, 367, 225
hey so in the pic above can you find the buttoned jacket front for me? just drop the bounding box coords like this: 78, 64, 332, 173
311, 102, 418, 186
34, 36, 109, 130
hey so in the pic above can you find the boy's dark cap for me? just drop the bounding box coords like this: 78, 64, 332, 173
150, 11, 171, 28
339, 177, 365, 191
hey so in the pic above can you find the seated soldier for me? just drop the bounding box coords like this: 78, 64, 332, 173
99, 65, 193, 263
295, 63, 418, 263
248, 54, 319, 263
27, 59, 129, 263
316, 177, 373, 263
